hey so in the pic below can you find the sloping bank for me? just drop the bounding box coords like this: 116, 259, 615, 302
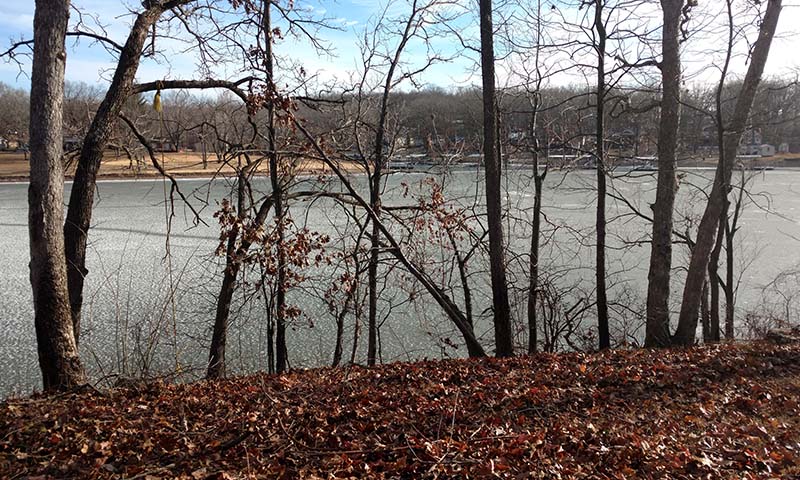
2, 341, 799, 479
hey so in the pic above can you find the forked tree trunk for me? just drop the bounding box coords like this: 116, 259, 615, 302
29, 0, 86, 391
480, 0, 514, 357
365, 2, 424, 365
207, 184, 274, 379
644, 0, 684, 348
674, 0, 782, 345
63, 3, 177, 344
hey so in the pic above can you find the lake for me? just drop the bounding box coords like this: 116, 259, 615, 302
2, 167, 799, 397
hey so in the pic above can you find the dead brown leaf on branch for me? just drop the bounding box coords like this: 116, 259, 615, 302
2, 341, 799, 479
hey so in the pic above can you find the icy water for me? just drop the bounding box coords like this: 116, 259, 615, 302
1, 168, 799, 397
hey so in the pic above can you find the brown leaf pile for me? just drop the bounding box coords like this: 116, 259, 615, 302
2, 342, 799, 479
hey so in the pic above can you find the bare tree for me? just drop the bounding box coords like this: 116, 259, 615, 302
64, 0, 194, 344
28, 0, 86, 391
673, 0, 782, 345
644, 0, 688, 348
480, 0, 514, 357
589, 0, 611, 350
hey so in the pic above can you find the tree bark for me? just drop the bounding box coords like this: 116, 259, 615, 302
708, 212, 725, 342
63, 3, 178, 344
29, 0, 86, 391
206, 250, 238, 379
207, 171, 247, 379
673, 0, 782, 345
593, 0, 610, 350
700, 278, 711, 342
480, 0, 514, 357
644, 0, 684, 348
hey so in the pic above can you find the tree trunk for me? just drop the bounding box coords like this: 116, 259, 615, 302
701, 278, 711, 342
480, 0, 513, 357
207, 259, 238, 379
63, 4, 169, 343
645, 0, 684, 348
593, 0, 610, 350
261, 0, 288, 374
708, 212, 725, 342
673, 0, 782, 345
527, 93, 545, 355
331, 284, 354, 367
367, 147, 381, 366
207, 173, 274, 379
29, 0, 86, 391
723, 198, 738, 340
207, 171, 247, 379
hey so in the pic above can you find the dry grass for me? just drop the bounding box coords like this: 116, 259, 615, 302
0, 151, 353, 181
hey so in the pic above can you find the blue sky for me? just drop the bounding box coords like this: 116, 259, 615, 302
0, 0, 480, 91
1, 1, 799, 92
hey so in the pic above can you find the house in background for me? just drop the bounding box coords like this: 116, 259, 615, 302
759, 143, 776, 157
738, 143, 776, 157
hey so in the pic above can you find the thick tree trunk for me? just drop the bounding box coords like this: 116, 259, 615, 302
480, 0, 514, 357
644, 0, 684, 348
29, 0, 86, 391
673, 0, 782, 345
593, 0, 610, 350
64, 4, 169, 343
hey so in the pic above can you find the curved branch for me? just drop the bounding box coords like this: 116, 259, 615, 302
118, 112, 207, 227
132, 78, 253, 104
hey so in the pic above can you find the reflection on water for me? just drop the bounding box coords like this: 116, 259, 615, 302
1, 169, 799, 397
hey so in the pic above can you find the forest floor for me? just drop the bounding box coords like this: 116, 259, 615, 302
2, 341, 800, 479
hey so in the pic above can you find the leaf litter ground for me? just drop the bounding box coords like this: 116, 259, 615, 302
2, 341, 799, 479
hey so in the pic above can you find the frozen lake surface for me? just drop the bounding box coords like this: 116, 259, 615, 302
2, 168, 799, 397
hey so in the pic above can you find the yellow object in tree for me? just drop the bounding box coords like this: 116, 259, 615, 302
153, 90, 162, 113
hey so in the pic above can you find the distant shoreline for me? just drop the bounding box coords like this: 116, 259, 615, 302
2, 153, 799, 184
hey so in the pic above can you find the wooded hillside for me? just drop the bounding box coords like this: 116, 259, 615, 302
2, 341, 799, 479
